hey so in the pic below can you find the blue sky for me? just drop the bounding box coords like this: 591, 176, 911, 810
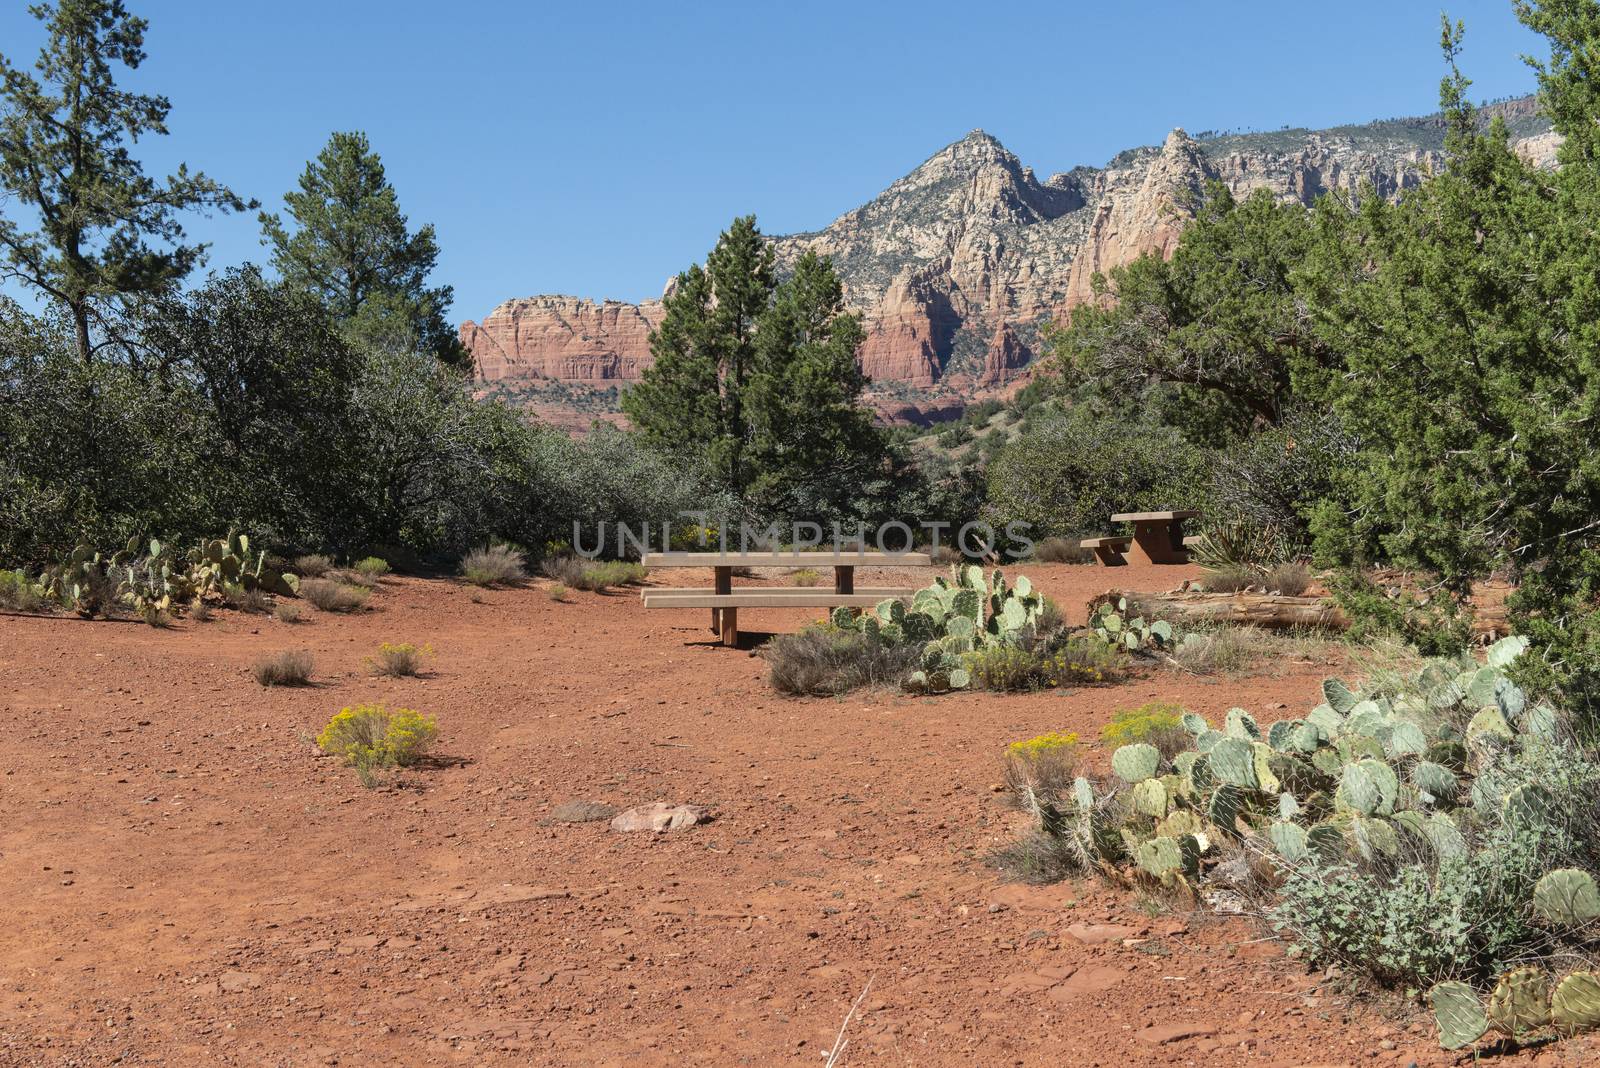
0, 0, 1545, 323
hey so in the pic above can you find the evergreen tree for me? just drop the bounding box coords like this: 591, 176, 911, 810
261, 131, 467, 368
1045, 182, 1329, 437
0, 0, 251, 362
622, 217, 890, 521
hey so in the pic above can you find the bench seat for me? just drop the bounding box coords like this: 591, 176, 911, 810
1182, 534, 1202, 547
1079, 535, 1132, 567
641, 589, 911, 609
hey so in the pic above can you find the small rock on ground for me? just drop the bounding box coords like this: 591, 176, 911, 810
609, 803, 709, 833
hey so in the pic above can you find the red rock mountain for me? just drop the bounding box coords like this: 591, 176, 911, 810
463, 98, 1554, 427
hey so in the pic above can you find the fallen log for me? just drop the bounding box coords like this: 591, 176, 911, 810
1088, 590, 1512, 638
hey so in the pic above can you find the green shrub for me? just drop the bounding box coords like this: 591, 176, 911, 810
1101, 702, 1189, 759
964, 638, 1122, 692
541, 555, 647, 592
300, 578, 368, 612
222, 582, 272, 613
461, 543, 527, 586
764, 625, 924, 696
353, 556, 389, 579
274, 601, 303, 624
0, 569, 46, 612
984, 406, 1207, 539
254, 649, 314, 687
316, 703, 438, 786
547, 583, 567, 602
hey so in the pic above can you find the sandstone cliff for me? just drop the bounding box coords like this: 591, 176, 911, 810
461, 97, 1554, 426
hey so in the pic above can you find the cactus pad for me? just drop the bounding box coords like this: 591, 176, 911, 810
1552, 971, 1600, 1035
1111, 743, 1160, 784
1486, 966, 1551, 1037
1224, 707, 1260, 740
1533, 869, 1600, 927
1430, 980, 1488, 1050
1270, 820, 1309, 863
1130, 778, 1169, 818
1207, 738, 1257, 789
1322, 677, 1358, 714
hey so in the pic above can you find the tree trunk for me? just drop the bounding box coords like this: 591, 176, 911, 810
1087, 590, 1512, 639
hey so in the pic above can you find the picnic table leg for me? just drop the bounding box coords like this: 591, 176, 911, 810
1169, 518, 1189, 561
720, 607, 739, 647
834, 566, 854, 595
1129, 520, 1183, 565
711, 565, 731, 634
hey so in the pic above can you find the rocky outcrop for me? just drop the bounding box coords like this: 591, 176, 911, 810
462, 296, 663, 384
462, 98, 1556, 426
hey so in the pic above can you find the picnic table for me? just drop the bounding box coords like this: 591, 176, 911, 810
639, 550, 932, 647
1081, 510, 1200, 567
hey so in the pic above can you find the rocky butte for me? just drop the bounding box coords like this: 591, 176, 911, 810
462, 97, 1555, 430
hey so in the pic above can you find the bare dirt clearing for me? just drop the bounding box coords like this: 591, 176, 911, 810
2, 564, 1589, 1066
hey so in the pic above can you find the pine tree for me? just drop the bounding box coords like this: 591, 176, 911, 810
0, 0, 252, 362
622, 217, 888, 520
261, 131, 467, 368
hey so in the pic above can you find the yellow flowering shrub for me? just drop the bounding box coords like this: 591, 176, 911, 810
1100, 700, 1189, 759
1003, 730, 1081, 807
316, 703, 438, 785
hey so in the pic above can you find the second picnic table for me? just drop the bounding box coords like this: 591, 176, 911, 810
1081, 510, 1199, 566
639, 550, 932, 646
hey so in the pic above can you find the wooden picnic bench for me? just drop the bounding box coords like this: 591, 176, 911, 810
1081, 510, 1200, 567
640, 551, 932, 647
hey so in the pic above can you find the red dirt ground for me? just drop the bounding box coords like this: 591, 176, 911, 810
1, 563, 1592, 1067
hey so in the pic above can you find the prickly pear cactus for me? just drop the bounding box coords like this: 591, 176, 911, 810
1111, 743, 1160, 784
1486, 966, 1552, 1038
1532, 869, 1600, 927
1430, 980, 1489, 1050
1552, 971, 1600, 1035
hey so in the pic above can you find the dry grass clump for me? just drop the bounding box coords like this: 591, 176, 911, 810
293, 554, 333, 577
1202, 566, 1257, 593
965, 637, 1124, 691
253, 649, 314, 687
1032, 536, 1094, 565
370, 641, 428, 677
222, 582, 273, 613
987, 830, 1083, 885
301, 578, 369, 613
461, 543, 527, 587
1002, 731, 1080, 806
765, 626, 926, 696
1169, 626, 1261, 675
541, 555, 647, 592
274, 601, 303, 624
790, 567, 822, 587
1267, 561, 1312, 596
190, 598, 214, 622
547, 583, 568, 602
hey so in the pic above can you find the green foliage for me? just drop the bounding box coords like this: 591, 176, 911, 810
962, 637, 1122, 692
623, 217, 898, 524
0, 0, 251, 362
352, 557, 389, 579
261, 131, 466, 367
1089, 596, 1178, 652
983, 404, 1208, 539
1046, 182, 1333, 429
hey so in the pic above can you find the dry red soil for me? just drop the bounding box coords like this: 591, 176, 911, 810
2, 563, 1592, 1067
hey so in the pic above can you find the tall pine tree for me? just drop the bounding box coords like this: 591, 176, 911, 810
622, 217, 889, 521
0, 0, 251, 362
261, 131, 467, 368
